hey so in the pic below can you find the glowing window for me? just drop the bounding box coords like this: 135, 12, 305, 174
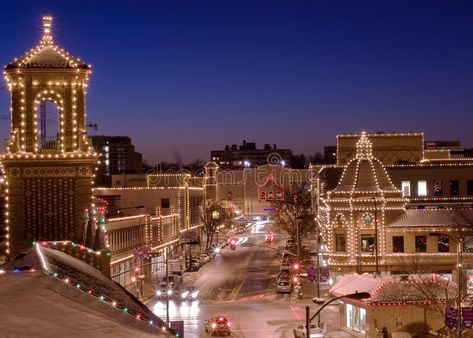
401, 181, 411, 197
417, 181, 427, 196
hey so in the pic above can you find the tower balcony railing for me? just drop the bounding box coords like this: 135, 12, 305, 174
38, 137, 59, 152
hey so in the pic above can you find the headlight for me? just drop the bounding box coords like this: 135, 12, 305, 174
156, 290, 162, 296
211, 323, 217, 329
191, 291, 199, 298
181, 291, 189, 299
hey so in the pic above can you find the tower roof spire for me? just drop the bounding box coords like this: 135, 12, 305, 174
41, 15, 53, 45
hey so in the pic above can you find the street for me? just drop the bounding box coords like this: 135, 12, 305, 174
147, 222, 340, 338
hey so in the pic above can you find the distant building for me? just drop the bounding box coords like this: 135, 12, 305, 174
210, 140, 292, 169
323, 146, 337, 164
90, 136, 143, 186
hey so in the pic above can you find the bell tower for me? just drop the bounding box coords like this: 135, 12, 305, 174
1, 16, 98, 256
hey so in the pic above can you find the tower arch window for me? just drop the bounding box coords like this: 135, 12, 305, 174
37, 100, 60, 150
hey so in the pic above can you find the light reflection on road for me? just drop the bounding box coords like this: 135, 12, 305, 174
152, 299, 202, 333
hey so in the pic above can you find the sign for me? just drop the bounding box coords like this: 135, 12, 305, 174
320, 267, 329, 282
462, 307, 473, 328
264, 208, 276, 211
171, 320, 184, 338
308, 266, 316, 283
446, 308, 458, 328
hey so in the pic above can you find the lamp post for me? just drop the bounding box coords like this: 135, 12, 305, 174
371, 197, 379, 277
165, 240, 199, 327
429, 232, 463, 338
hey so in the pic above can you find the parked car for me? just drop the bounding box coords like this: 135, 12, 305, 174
186, 258, 200, 272
276, 278, 293, 293
200, 253, 211, 264
204, 315, 232, 336
293, 323, 326, 338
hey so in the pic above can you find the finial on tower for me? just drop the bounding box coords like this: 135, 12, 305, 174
356, 131, 373, 160
41, 16, 53, 44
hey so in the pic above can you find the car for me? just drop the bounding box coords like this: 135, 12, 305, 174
205, 315, 231, 336
186, 258, 201, 272
161, 274, 181, 286
200, 253, 211, 264
277, 270, 291, 281
280, 264, 291, 273
293, 323, 326, 338
180, 285, 199, 301
155, 282, 176, 299
276, 278, 293, 293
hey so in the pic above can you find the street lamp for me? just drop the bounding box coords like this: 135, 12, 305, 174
429, 232, 463, 338
306, 292, 371, 338
164, 239, 199, 326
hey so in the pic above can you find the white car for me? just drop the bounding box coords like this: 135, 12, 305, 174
293, 323, 326, 338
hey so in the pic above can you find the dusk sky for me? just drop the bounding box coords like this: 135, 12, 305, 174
0, 1, 472, 164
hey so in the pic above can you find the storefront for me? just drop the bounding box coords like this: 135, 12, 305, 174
344, 302, 367, 335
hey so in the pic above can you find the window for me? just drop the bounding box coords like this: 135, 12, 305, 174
392, 236, 404, 253
450, 180, 459, 196
417, 181, 427, 196
259, 191, 266, 201
467, 180, 473, 196
336, 234, 346, 252
275, 191, 282, 200
434, 180, 443, 196
362, 214, 373, 227
361, 235, 375, 253
438, 235, 450, 253
268, 191, 274, 200
345, 303, 366, 334
464, 236, 473, 253
415, 236, 427, 252
401, 181, 411, 197
161, 198, 170, 209
336, 214, 345, 227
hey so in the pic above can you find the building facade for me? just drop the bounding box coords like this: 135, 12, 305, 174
204, 163, 312, 216
210, 140, 292, 169
318, 132, 473, 283
90, 135, 143, 186
1, 17, 98, 257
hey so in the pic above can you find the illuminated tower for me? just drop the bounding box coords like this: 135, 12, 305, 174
204, 162, 219, 203
1, 16, 98, 256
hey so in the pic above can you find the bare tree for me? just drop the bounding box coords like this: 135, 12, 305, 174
393, 256, 458, 335
270, 182, 314, 239
200, 201, 227, 250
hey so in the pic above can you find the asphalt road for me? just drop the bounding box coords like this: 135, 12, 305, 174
148, 221, 339, 338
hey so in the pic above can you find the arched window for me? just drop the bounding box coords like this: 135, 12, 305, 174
37, 100, 60, 150
335, 214, 345, 227
259, 191, 266, 201
361, 213, 373, 227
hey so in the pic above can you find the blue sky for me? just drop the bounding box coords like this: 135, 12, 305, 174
0, 0, 472, 163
